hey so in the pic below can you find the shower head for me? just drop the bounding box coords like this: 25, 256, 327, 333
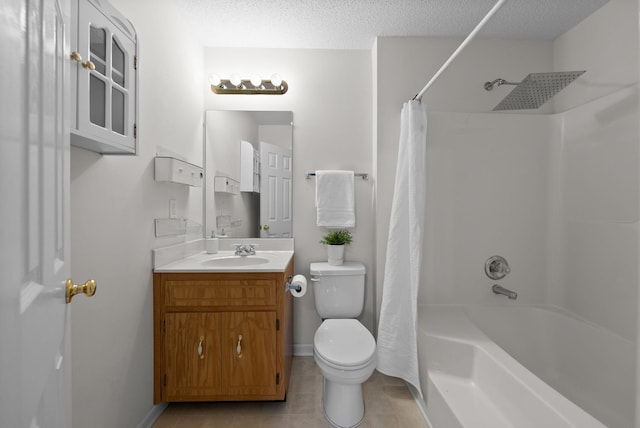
484, 71, 586, 111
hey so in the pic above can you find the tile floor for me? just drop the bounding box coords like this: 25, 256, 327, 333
152, 356, 430, 428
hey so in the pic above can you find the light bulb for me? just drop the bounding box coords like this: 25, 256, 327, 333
270, 73, 282, 88
250, 74, 262, 88
230, 74, 242, 87
208, 73, 221, 87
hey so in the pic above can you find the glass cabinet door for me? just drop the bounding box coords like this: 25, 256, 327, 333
74, 0, 136, 153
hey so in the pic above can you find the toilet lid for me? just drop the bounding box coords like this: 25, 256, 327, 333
314, 319, 376, 367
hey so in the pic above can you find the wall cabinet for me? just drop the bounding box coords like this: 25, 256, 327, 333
70, 0, 138, 154
240, 140, 260, 192
153, 261, 294, 402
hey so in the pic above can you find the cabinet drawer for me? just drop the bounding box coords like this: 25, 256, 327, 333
165, 279, 277, 307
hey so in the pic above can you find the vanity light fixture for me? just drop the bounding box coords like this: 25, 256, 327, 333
209, 73, 288, 95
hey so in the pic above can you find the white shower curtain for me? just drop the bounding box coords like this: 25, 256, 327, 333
376, 100, 427, 397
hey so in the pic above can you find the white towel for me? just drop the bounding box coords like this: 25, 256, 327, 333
315, 170, 355, 227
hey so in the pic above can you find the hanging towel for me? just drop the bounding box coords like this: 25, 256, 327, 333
376, 100, 427, 398
315, 170, 355, 227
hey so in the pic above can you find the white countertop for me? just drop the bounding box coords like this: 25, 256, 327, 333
153, 250, 294, 273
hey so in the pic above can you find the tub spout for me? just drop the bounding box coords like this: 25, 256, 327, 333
492, 284, 517, 300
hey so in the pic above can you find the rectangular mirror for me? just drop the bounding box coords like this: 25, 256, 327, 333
204, 110, 293, 238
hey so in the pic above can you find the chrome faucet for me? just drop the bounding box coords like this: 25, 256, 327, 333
492, 284, 517, 300
234, 244, 256, 256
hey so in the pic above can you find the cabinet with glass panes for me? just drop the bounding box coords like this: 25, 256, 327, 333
70, 0, 138, 154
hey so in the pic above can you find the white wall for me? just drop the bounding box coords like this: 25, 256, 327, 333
203, 48, 373, 350
69, 0, 204, 426
553, 0, 638, 112
260, 125, 293, 149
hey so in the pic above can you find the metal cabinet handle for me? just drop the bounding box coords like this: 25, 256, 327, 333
236, 334, 243, 359
197, 336, 205, 359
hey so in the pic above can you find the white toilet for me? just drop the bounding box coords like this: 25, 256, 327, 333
310, 261, 376, 428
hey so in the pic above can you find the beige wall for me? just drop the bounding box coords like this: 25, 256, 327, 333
70, 0, 204, 426
203, 48, 374, 352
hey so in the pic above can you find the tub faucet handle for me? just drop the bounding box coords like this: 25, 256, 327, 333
485, 255, 511, 280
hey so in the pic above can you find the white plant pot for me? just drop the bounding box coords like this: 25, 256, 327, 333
327, 244, 345, 266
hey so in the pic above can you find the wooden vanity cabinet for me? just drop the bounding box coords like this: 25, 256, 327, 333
153, 260, 294, 402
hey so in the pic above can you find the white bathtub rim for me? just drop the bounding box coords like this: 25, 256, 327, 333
419, 304, 606, 427
422, 302, 635, 346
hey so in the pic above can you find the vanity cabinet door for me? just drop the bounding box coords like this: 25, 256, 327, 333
223, 311, 278, 397
164, 312, 222, 400
71, 0, 137, 154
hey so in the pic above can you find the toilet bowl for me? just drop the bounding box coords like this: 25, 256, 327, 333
314, 319, 376, 428
310, 261, 376, 428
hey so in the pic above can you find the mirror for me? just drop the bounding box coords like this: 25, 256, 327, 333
204, 110, 293, 239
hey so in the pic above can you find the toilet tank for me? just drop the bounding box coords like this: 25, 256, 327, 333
310, 261, 366, 318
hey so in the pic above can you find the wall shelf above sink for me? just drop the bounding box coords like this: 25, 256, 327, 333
155, 156, 204, 187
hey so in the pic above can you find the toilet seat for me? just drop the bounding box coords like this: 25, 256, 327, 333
314, 319, 376, 369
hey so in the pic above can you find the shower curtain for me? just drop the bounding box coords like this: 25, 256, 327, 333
377, 100, 427, 397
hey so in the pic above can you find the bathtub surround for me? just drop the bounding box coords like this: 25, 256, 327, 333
375, 0, 637, 426
420, 306, 607, 427
466, 304, 634, 426
377, 100, 427, 396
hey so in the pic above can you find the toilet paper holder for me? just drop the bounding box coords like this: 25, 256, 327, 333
285, 275, 302, 293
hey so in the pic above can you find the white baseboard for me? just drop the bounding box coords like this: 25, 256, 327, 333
137, 402, 168, 428
293, 344, 314, 356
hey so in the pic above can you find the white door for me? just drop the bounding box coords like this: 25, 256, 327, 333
259, 142, 293, 238
0, 0, 79, 426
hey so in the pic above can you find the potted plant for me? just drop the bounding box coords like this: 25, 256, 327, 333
320, 229, 353, 266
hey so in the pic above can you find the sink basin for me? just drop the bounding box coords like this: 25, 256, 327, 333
201, 256, 270, 267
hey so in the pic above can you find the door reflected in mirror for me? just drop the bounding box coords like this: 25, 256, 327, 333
204, 110, 293, 239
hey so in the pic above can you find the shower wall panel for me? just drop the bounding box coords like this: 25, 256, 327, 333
422, 112, 554, 306
560, 85, 639, 342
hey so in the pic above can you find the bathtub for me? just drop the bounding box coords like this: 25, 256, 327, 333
416, 305, 635, 428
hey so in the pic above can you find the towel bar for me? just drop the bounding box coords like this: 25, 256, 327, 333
306, 172, 368, 180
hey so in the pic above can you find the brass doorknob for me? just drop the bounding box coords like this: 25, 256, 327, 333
70, 51, 96, 70
65, 279, 97, 303
262, 225, 270, 231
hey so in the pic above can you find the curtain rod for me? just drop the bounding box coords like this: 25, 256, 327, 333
413, 0, 508, 102
306, 172, 368, 180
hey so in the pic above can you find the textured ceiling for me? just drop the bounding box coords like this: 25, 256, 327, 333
172, 0, 608, 49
